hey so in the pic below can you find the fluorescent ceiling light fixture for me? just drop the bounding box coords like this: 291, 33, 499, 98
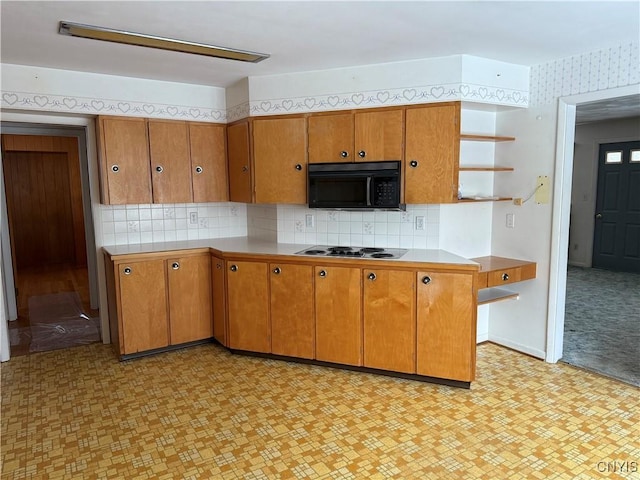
59, 21, 270, 63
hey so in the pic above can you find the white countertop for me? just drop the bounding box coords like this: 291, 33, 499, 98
103, 237, 478, 267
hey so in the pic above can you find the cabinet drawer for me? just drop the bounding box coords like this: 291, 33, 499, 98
485, 264, 536, 287
473, 256, 536, 289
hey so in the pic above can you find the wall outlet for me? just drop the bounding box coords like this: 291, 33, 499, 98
506, 213, 515, 228
189, 212, 198, 224
415, 216, 425, 231
305, 214, 314, 228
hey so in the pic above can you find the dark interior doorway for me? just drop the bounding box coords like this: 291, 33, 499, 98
593, 140, 640, 273
1, 134, 100, 355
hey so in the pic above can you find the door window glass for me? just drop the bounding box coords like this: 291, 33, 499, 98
605, 151, 623, 164
630, 149, 640, 163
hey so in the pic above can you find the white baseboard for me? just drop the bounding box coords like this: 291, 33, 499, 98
488, 335, 546, 359
476, 332, 489, 344
568, 261, 588, 268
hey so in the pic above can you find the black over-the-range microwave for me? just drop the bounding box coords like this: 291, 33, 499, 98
308, 161, 405, 211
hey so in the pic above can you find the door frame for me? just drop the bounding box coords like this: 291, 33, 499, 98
0, 112, 109, 362
546, 84, 640, 363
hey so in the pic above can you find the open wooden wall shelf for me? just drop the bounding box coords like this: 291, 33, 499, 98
460, 134, 516, 142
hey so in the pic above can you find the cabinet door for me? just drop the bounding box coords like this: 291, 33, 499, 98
308, 113, 354, 163
118, 259, 168, 354
315, 265, 362, 366
189, 123, 229, 203
97, 116, 152, 205
416, 271, 475, 381
227, 121, 253, 203
270, 263, 314, 359
148, 120, 193, 203
227, 260, 270, 352
253, 118, 308, 204
211, 255, 227, 346
405, 104, 460, 204
354, 109, 404, 162
167, 254, 213, 345
363, 269, 416, 373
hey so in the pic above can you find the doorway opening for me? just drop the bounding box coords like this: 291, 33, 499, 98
557, 107, 640, 386
1, 133, 100, 355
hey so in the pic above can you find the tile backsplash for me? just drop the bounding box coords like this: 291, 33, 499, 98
249, 204, 440, 248
99, 202, 439, 249
98, 202, 247, 245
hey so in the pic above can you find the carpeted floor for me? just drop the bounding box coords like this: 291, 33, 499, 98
563, 266, 640, 386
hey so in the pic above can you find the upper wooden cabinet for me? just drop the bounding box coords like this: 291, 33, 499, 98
253, 117, 307, 204
189, 123, 229, 203
308, 109, 403, 163
148, 120, 193, 204
97, 116, 227, 205
227, 117, 308, 204
226, 121, 253, 204
308, 113, 353, 163
404, 103, 461, 204
96, 116, 153, 205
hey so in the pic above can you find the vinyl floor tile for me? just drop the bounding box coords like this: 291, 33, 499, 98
1, 342, 639, 479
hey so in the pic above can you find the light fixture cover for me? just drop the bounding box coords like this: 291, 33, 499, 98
59, 21, 270, 63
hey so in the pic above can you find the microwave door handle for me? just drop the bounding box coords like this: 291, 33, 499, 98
366, 177, 372, 206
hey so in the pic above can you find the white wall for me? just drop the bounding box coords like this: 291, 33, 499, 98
569, 116, 640, 267
490, 43, 640, 359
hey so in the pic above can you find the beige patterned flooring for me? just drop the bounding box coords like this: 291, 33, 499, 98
1, 342, 639, 479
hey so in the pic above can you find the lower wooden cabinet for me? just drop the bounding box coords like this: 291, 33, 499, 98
105, 251, 213, 357
211, 255, 227, 346
363, 268, 416, 373
116, 258, 169, 354
167, 254, 213, 345
315, 265, 362, 366
416, 271, 476, 382
106, 247, 479, 384
226, 260, 270, 353
270, 263, 314, 359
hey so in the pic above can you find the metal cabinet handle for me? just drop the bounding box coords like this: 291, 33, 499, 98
156, 165, 164, 173
295, 164, 302, 171
340, 151, 349, 158
242, 165, 249, 172
502, 273, 509, 281
318, 270, 327, 277
172, 262, 180, 270
230, 265, 238, 272
358, 150, 366, 158
421, 275, 431, 284
123, 267, 132, 275
368, 272, 376, 281
111, 164, 120, 173
273, 267, 281, 275
410, 160, 418, 168
195, 165, 203, 174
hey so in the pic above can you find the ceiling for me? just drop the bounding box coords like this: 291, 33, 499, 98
1, 1, 639, 122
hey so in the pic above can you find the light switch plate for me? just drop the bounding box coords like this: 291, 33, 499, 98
535, 176, 550, 204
